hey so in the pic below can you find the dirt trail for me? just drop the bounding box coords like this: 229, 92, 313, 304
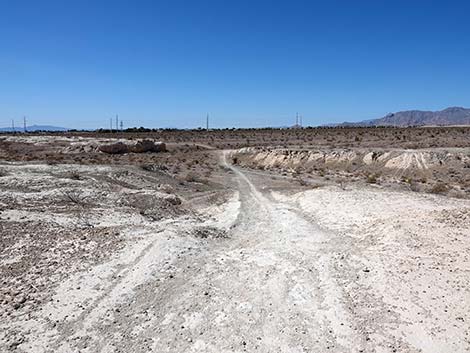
94, 152, 364, 352
93, 152, 364, 352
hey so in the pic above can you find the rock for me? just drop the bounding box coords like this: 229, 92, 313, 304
129, 140, 166, 153
98, 142, 129, 154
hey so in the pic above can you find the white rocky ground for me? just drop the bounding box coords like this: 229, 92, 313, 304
0, 152, 469, 352
271, 185, 470, 352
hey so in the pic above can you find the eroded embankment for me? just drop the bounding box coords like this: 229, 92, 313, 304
231, 147, 470, 197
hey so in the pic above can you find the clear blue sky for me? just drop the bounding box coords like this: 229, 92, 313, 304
1, 0, 470, 129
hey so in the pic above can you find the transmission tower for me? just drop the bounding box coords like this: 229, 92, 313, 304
110, 118, 113, 132
206, 113, 209, 131
120, 120, 123, 132
23, 116, 27, 133
11, 119, 15, 133
115, 115, 119, 132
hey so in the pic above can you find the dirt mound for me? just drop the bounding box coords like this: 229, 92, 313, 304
231, 147, 470, 197
233, 147, 469, 171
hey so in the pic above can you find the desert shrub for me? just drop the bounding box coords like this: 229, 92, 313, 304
293, 166, 303, 175
184, 173, 198, 182
145, 164, 169, 172
295, 176, 308, 186
61, 190, 89, 206
410, 181, 422, 192
140, 164, 153, 172
430, 182, 449, 194
366, 173, 379, 184
401, 176, 412, 184
0, 169, 7, 177
67, 170, 81, 180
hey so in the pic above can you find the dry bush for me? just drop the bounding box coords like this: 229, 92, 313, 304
430, 182, 449, 194
366, 173, 380, 184
410, 181, 422, 192
401, 176, 413, 184
140, 164, 153, 172
295, 176, 308, 186
184, 173, 198, 182
66, 170, 81, 180
61, 190, 89, 205
0, 169, 7, 177
124, 192, 182, 221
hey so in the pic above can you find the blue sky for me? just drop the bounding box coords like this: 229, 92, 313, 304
1, 0, 470, 129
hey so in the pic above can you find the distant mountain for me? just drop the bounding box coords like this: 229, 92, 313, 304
0, 125, 69, 132
336, 107, 470, 127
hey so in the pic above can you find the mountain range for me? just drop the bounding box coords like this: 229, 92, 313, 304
0, 125, 69, 132
335, 107, 470, 127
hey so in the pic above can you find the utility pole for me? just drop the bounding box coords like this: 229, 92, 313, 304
120, 120, 123, 132
296, 112, 299, 127
206, 113, 209, 131
23, 116, 27, 133
11, 119, 15, 133
300, 115, 303, 128
110, 118, 113, 132
115, 115, 119, 132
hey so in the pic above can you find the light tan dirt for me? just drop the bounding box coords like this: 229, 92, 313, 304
1, 150, 469, 352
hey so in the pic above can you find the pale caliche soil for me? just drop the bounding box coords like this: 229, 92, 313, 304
0, 148, 469, 352
271, 185, 470, 352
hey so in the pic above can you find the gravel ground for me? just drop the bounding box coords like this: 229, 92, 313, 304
1, 147, 469, 352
